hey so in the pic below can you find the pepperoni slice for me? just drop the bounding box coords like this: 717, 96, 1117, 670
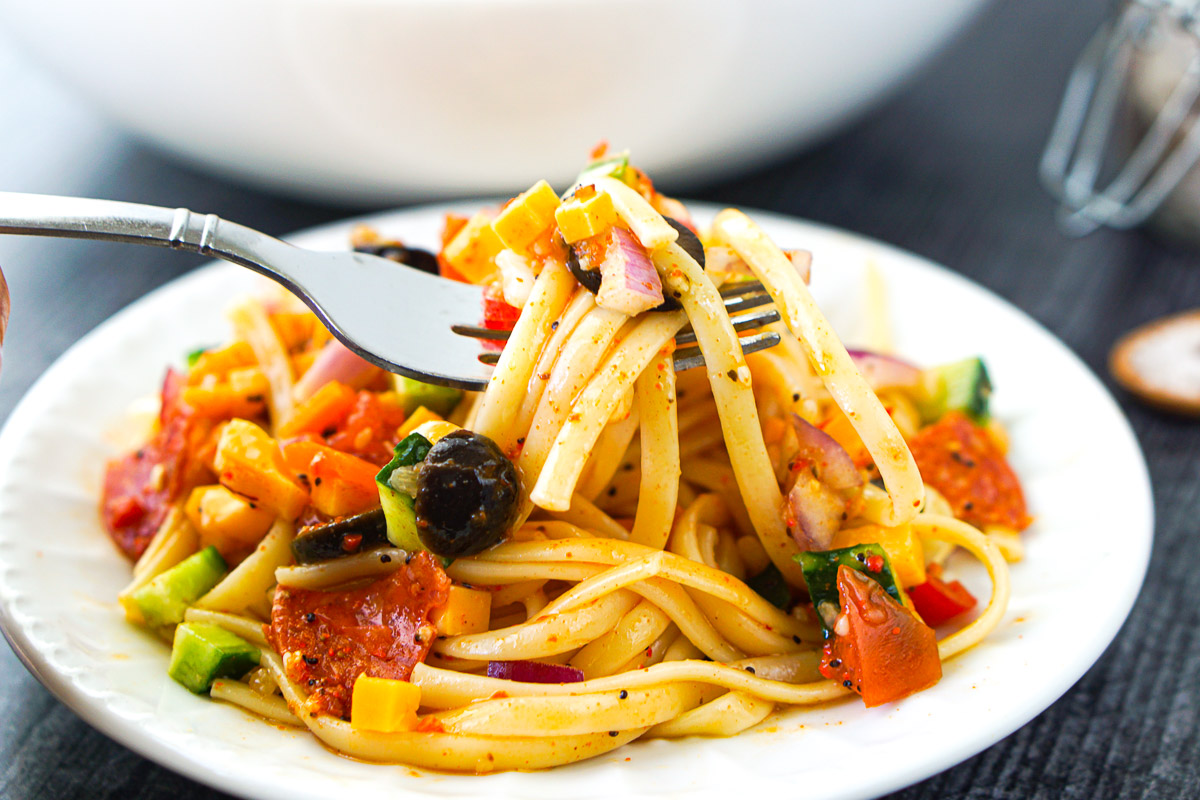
908, 411, 1031, 531
267, 552, 450, 719
101, 369, 211, 560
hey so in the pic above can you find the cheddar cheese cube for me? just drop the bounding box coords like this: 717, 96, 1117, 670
351, 675, 421, 733
492, 180, 561, 251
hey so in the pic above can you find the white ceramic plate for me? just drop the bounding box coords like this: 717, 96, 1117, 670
0, 204, 1152, 800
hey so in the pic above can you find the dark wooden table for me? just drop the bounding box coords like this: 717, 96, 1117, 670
2, 1, 1197, 797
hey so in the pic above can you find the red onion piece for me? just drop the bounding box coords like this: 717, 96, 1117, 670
293, 339, 381, 402
846, 348, 921, 391
791, 415, 862, 492
786, 476, 844, 551
595, 227, 664, 316
785, 415, 863, 551
783, 249, 812, 284
487, 660, 585, 684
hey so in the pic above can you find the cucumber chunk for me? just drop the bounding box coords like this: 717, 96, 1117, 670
392, 374, 463, 417
567, 153, 629, 196
167, 622, 260, 693
746, 563, 790, 610
376, 432, 433, 553
130, 546, 227, 629
918, 356, 992, 424
795, 544, 902, 636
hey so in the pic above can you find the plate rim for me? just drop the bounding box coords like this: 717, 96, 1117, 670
0, 201, 1155, 800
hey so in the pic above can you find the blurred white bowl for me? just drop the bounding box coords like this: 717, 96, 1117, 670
0, 0, 988, 203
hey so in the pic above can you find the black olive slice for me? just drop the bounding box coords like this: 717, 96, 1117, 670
567, 246, 603, 294
355, 243, 440, 275
292, 508, 390, 564
666, 218, 705, 268
414, 431, 520, 558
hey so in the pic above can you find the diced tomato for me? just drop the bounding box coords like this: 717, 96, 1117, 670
323, 391, 406, 466
101, 369, 213, 560
908, 411, 1031, 531
819, 565, 941, 707
908, 574, 977, 627
480, 284, 521, 352
267, 553, 450, 719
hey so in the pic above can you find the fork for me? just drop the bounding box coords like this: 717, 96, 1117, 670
0, 192, 780, 391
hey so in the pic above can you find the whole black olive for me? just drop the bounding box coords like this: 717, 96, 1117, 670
355, 243, 440, 275
414, 430, 520, 558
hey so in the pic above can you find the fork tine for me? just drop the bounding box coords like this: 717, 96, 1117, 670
674, 308, 781, 345
671, 332, 782, 372
454, 282, 772, 343
718, 280, 765, 297
450, 323, 510, 340
719, 291, 773, 315
476, 330, 782, 370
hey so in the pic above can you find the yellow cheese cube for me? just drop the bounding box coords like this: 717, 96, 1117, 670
188, 341, 257, 385
396, 406, 444, 440
432, 586, 492, 635
442, 210, 504, 284
831, 523, 926, 589
351, 675, 421, 733
184, 484, 276, 556
555, 189, 618, 244
492, 180, 561, 251
214, 419, 308, 521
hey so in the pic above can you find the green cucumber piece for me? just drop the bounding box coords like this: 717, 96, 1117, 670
795, 544, 902, 636
185, 346, 211, 368
376, 432, 433, 552
393, 375, 463, 417
130, 546, 227, 629
568, 153, 629, 195
917, 356, 992, 424
167, 622, 260, 693
746, 563, 790, 610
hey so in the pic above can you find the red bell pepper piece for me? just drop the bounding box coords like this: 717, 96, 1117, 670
907, 574, 978, 627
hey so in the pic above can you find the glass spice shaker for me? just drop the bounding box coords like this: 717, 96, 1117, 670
1041, 0, 1200, 239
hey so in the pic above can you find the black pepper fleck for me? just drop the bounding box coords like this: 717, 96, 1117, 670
618, 690, 628, 700
305, 612, 315, 623
380, 554, 392, 563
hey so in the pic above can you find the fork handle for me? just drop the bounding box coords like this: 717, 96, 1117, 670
0, 191, 297, 285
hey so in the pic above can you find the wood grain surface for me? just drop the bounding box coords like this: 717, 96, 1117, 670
2, 1, 1197, 797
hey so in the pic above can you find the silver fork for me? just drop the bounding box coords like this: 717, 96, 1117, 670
0, 192, 780, 391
